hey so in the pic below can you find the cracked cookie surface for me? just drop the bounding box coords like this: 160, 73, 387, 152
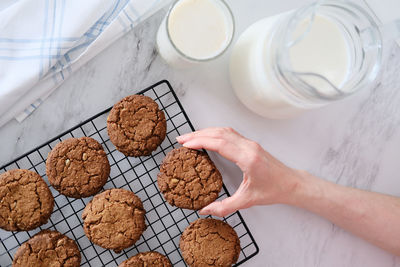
107, 95, 167, 157
180, 218, 240, 267
0, 169, 54, 231
82, 188, 146, 253
12, 229, 81, 267
46, 137, 110, 198
157, 147, 223, 210
119, 251, 172, 267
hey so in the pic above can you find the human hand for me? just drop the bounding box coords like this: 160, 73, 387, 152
176, 127, 302, 217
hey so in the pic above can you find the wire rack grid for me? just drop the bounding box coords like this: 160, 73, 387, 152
0, 80, 259, 267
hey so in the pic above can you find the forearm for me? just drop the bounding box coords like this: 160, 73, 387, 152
285, 171, 400, 256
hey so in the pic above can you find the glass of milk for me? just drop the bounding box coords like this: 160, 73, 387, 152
230, 0, 382, 119
157, 0, 235, 68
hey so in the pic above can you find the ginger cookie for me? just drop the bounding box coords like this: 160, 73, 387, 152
119, 251, 172, 267
157, 147, 223, 210
107, 95, 167, 157
82, 188, 146, 253
0, 169, 54, 231
180, 218, 240, 267
12, 229, 81, 267
46, 137, 110, 198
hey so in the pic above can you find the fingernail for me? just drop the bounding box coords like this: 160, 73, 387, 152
176, 134, 188, 141
182, 142, 193, 148
198, 208, 208, 215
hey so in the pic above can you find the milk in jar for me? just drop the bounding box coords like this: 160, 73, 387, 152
229, 1, 382, 119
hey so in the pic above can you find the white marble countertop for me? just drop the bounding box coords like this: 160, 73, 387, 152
1, 0, 400, 266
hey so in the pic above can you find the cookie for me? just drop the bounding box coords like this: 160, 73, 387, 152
119, 251, 172, 267
180, 218, 240, 267
107, 95, 167, 157
12, 229, 81, 267
82, 188, 146, 253
46, 137, 110, 198
157, 147, 223, 210
0, 169, 54, 231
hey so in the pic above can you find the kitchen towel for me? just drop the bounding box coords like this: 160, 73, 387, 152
0, 0, 169, 128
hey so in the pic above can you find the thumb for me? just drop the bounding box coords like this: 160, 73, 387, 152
199, 192, 248, 217
199, 175, 252, 217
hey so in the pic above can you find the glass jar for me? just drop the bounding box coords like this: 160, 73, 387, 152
229, 0, 382, 119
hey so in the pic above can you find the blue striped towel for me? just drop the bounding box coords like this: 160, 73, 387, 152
0, 0, 169, 127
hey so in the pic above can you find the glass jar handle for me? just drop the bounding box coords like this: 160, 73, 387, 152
361, 19, 400, 50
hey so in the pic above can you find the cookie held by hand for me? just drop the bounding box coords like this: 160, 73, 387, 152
157, 147, 223, 210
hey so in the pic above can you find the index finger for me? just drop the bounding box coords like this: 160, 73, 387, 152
177, 127, 246, 143
181, 136, 247, 169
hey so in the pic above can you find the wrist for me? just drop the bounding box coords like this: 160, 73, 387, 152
280, 169, 324, 207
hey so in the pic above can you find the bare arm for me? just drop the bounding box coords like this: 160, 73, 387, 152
177, 127, 400, 256
291, 173, 400, 256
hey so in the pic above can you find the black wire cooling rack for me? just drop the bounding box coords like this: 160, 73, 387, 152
0, 80, 259, 267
